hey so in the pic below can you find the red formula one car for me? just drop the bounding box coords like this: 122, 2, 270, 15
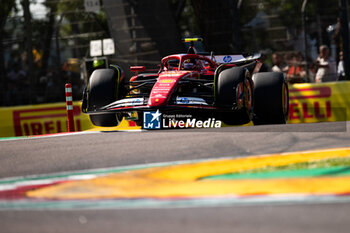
82, 38, 289, 128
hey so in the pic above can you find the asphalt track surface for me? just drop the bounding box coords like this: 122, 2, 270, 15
1, 121, 350, 233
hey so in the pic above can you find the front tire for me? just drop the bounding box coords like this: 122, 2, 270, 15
87, 68, 123, 127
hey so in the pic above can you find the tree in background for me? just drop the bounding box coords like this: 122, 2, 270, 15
40, 0, 58, 77
1, 0, 112, 105
191, 0, 236, 53
57, 0, 110, 59
250, 0, 338, 51
102, 0, 183, 78
21, 0, 35, 103
0, 0, 16, 105
174, 0, 258, 53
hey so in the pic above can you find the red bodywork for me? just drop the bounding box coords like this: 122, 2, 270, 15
108, 54, 225, 111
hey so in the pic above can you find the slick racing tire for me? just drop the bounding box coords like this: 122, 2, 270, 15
88, 68, 123, 127
252, 72, 289, 125
216, 67, 253, 125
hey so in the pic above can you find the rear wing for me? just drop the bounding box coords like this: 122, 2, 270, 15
206, 53, 261, 65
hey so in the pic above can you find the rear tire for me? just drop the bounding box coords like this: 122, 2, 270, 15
252, 72, 289, 125
88, 68, 123, 127
216, 67, 253, 125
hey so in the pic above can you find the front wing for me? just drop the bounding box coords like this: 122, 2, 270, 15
85, 97, 219, 115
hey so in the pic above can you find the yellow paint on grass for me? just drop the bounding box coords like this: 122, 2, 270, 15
27, 147, 350, 199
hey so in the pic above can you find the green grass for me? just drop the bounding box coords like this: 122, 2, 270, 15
243, 157, 350, 173
202, 157, 350, 180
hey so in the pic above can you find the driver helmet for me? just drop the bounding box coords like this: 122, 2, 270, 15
183, 59, 196, 70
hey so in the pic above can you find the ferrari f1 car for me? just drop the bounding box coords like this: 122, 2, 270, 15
82, 38, 289, 127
